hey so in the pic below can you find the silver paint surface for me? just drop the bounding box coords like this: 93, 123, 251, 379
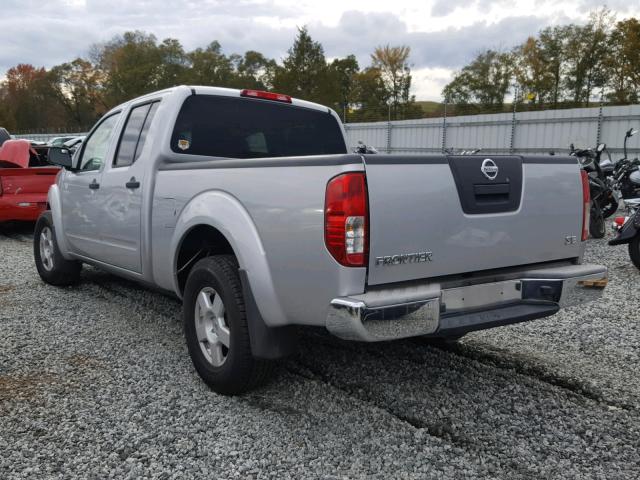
52, 85, 598, 331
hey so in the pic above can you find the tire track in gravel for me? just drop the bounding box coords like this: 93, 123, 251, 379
284, 363, 544, 480
289, 332, 640, 479
424, 339, 637, 411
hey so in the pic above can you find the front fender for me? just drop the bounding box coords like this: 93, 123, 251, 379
170, 190, 287, 327
47, 184, 73, 260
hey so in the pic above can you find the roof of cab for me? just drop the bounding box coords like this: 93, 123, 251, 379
107, 85, 331, 116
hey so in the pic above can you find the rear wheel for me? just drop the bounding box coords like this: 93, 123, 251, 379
33, 211, 82, 286
589, 202, 606, 239
183, 255, 274, 395
629, 236, 640, 270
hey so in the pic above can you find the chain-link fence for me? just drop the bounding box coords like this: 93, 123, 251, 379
344, 102, 640, 157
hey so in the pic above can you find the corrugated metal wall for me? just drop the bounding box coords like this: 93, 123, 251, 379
345, 104, 640, 157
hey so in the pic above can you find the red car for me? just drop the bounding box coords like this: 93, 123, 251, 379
0, 139, 59, 222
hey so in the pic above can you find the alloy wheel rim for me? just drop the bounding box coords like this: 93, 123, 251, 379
39, 227, 55, 272
194, 286, 230, 367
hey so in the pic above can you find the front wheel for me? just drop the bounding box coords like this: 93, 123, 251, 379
183, 255, 274, 395
629, 236, 640, 270
33, 211, 82, 286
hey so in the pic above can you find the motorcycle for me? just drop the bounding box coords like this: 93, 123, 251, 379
354, 141, 378, 154
609, 198, 640, 270
609, 128, 640, 202
571, 142, 616, 238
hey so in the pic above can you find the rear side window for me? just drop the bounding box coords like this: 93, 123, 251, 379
170, 95, 346, 158
114, 101, 160, 167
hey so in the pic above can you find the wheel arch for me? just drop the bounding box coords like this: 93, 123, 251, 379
170, 190, 288, 328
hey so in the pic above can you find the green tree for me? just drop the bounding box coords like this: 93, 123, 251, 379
186, 41, 236, 87
156, 38, 189, 89
327, 55, 360, 120
538, 25, 569, 107
513, 37, 555, 105
606, 18, 640, 103
232, 50, 277, 90
370, 45, 418, 119
443, 49, 513, 109
350, 67, 390, 122
563, 9, 613, 105
272, 27, 330, 104
92, 31, 164, 105
2, 63, 65, 131
49, 58, 105, 129
0, 83, 16, 130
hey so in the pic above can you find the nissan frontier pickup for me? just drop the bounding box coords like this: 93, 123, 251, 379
35, 86, 607, 394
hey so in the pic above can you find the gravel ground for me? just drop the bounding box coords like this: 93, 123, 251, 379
1, 222, 639, 479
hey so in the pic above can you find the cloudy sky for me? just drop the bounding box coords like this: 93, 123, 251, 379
1, 0, 639, 100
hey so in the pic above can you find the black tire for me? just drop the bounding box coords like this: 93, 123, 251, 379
589, 202, 606, 239
183, 255, 274, 395
629, 236, 640, 271
33, 211, 82, 286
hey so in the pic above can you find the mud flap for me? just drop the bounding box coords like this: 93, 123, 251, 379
238, 269, 297, 360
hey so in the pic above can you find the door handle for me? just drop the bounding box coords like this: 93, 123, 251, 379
126, 177, 140, 189
89, 179, 100, 190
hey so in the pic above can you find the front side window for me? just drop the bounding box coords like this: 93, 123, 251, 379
79, 113, 120, 171
170, 95, 347, 159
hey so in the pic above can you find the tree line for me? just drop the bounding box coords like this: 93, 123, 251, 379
0, 28, 421, 133
444, 10, 640, 110
2, 11, 639, 133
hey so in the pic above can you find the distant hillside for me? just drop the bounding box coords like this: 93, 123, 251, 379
415, 101, 443, 114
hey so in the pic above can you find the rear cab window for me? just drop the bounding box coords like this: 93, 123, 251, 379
170, 95, 346, 158
114, 101, 160, 168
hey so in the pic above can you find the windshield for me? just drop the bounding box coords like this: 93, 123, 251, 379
170, 95, 346, 159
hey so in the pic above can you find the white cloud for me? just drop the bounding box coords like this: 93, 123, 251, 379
0, 0, 639, 99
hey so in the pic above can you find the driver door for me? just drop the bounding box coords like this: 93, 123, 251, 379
61, 112, 121, 260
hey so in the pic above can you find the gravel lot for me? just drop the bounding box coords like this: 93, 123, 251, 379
1, 222, 639, 479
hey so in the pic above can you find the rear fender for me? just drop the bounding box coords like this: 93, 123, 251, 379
170, 190, 287, 328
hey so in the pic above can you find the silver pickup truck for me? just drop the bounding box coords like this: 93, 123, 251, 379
36, 86, 607, 394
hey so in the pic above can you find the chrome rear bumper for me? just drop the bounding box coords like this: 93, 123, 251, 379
326, 264, 607, 342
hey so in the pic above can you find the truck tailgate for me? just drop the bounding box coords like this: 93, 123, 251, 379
364, 155, 584, 286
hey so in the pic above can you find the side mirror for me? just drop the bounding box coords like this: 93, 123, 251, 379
596, 143, 606, 153
47, 146, 75, 170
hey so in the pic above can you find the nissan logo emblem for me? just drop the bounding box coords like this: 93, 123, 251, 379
481, 158, 499, 180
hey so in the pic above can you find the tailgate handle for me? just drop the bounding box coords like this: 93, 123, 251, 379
474, 183, 510, 195
89, 179, 100, 190
474, 183, 510, 204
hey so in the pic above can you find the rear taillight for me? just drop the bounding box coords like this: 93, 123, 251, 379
324, 173, 369, 267
614, 216, 626, 227
580, 170, 590, 241
240, 89, 292, 103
